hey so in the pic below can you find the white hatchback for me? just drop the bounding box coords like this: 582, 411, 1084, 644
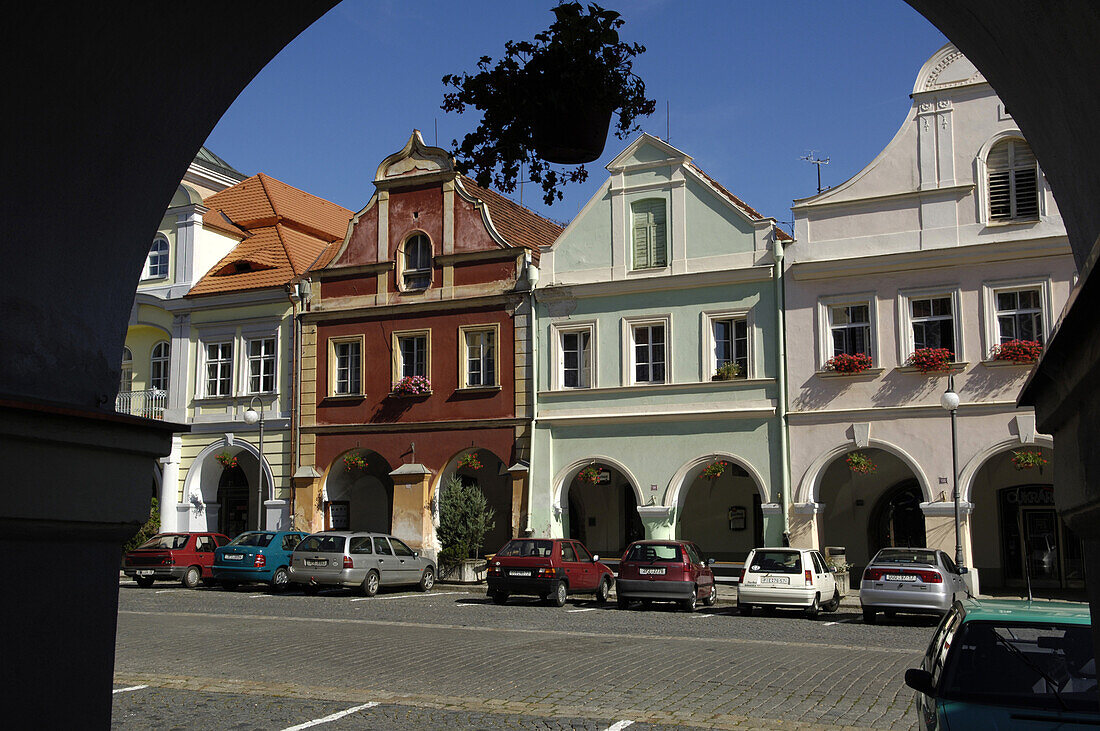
737, 547, 840, 617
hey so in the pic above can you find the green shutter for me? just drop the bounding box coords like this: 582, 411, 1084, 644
632, 199, 667, 270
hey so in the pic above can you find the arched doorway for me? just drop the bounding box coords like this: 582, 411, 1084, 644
439, 448, 512, 557
187, 443, 268, 535
323, 449, 393, 532
217, 463, 251, 538
868, 480, 926, 556
564, 462, 643, 557
677, 460, 764, 561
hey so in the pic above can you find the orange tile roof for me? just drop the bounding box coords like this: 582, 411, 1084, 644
688, 163, 792, 241
190, 174, 353, 297
459, 175, 563, 259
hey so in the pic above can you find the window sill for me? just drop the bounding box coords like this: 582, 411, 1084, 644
398, 285, 431, 294
389, 390, 432, 398
981, 359, 1038, 368
984, 218, 1041, 228
894, 362, 969, 375
626, 266, 671, 276
815, 368, 885, 379
457, 385, 502, 393
324, 393, 366, 401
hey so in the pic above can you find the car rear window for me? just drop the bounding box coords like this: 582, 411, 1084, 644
295, 535, 346, 553
227, 532, 275, 548
136, 534, 188, 550
625, 544, 682, 563
497, 539, 553, 558
749, 551, 803, 574
874, 549, 937, 565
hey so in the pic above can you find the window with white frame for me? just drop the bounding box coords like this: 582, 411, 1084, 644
246, 337, 276, 394
402, 233, 432, 290
461, 326, 497, 388
988, 138, 1039, 222
204, 341, 233, 397
995, 288, 1043, 344
396, 332, 428, 378
829, 303, 871, 357
145, 236, 169, 279
909, 295, 955, 352
631, 199, 667, 270
150, 341, 170, 392
331, 338, 362, 395
561, 328, 592, 389
120, 347, 133, 393
712, 317, 748, 377
632, 322, 666, 384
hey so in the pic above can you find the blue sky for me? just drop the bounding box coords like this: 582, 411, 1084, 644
204, 1, 946, 231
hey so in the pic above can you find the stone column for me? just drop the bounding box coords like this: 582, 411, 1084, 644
922, 500, 978, 594
789, 502, 823, 548
390, 464, 435, 559
292, 466, 322, 533
637, 504, 674, 540
508, 464, 529, 538
158, 435, 182, 531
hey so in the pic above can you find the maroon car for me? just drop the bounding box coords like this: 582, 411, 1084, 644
123, 532, 229, 588
486, 538, 615, 607
616, 540, 717, 612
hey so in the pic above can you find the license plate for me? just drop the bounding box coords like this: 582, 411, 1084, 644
305, 559, 327, 567
639, 567, 666, 575
892, 574, 918, 582
509, 570, 532, 577
761, 576, 789, 584
224, 554, 244, 561
136, 570, 154, 576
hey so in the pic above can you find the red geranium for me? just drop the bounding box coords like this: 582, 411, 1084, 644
824, 352, 873, 374
992, 340, 1042, 364
906, 347, 954, 374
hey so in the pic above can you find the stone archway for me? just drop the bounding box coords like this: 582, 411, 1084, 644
322, 449, 394, 533
438, 448, 512, 557
673, 456, 769, 561
558, 460, 644, 557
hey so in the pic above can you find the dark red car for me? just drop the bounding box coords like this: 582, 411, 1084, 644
122, 532, 229, 588
486, 538, 615, 607
616, 540, 717, 612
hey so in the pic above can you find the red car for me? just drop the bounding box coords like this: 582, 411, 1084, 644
486, 538, 615, 607
123, 532, 229, 588
616, 540, 717, 612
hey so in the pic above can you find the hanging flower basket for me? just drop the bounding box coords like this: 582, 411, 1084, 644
846, 451, 876, 474
1011, 449, 1048, 471
577, 466, 605, 484
458, 453, 483, 470
214, 452, 239, 469
992, 339, 1042, 364
824, 352, 873, 374
343, 453, 367, 472
906, 347, 954, 374
392, 375, 432, 396
701, 461, 727, 480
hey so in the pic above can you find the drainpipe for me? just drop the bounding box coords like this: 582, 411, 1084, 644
772, 231, 792, 544
523, 251, 539, 535
286, 283, 300, 531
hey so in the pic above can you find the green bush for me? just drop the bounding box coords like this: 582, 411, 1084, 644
123, 497, 160, 554
437, 475, 494, 566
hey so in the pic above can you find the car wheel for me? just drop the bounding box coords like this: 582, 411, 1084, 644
739, 603, 753, 616
594, 577, 611, 604
135, 577, 154, 589
682, 590, 698, 613
826, 590, 841, 612
862, 607, 876, 624
303, 583, 320, 596
549, 580, 567, 607
805, 593, 821, 618
419, 567, 435, 592
616, 594, 631, 610
362, 570, 380, 598
703, 583, 718, 607
181, 566, 201, 589
221, 580, 239, 591
490, 591, 509, 605
269, 568, 289, 592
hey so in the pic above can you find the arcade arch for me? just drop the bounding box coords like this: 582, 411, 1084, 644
438, 447, 512, 556
182, 438, 274, 535
322, 449, 393, 533
556, 458, 644, 557
671, 455, 768, 561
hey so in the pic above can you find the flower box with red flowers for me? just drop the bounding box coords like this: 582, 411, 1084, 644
343, 453, 367, 472
458, 453, 483, 470
701, 461, 726, 480
577, 466, 605, 484
1011, 449, 1048, 471
391, 375, 432, 397
906, 347, 954, 374
824, 352, 873, 374
991, 339, 1042, 364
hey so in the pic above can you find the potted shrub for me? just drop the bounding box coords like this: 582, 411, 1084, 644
458, 453, 483, 470
824, 352, 873, 374
846, 451, 876, 474
713, 362, 742, 381
343, 453, 366, 472
1011, 449, 1048, 471
701, 461, 726, 480
214, 452, 239, 469
577, 465, 605, 484
906, 347, 954, 374
441, 2, 655, 204
437, 475, 495, 583
392, 375, 432, 397
991, 339, 1042, 364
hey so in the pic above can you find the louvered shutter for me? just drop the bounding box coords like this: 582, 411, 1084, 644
632, 200, 667, 269
988, 140, 1039, 221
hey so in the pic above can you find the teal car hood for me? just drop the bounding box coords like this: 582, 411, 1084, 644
941, 700, 1100, 729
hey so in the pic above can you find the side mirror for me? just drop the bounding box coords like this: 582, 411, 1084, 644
592, 554, 600, 563
707, 558, 716, 566
958, 566, 968, 575
413, 551, 419, 558
904, 668, 935, 696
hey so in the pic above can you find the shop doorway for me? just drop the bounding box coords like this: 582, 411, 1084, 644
565, 464, 643, 557
999, 485, 1084, 589
217, 464, 250, 538
868, 481, 927, 556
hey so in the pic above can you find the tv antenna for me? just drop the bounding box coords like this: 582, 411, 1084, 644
801, 150, 830, 193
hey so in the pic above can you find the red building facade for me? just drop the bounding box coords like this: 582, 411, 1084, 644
297, 132, 560, 557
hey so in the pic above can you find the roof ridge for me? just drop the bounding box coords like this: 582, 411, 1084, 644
255, 172, 278, 220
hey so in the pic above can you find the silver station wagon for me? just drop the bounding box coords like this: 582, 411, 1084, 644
288, 531, 436, 597
860, 547, 968, 623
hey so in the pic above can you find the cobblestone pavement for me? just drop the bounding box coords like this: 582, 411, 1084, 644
114, 581, 937, 729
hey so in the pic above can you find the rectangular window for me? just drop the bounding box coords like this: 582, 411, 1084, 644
398, 334, 427, 378
910, 296, 955, 352
995, 288, 1043, 344
247, 337, 276, 394
632, 199, 667, 270
205, 342, 233, 397
562, 330, 591, 388
633, 323, 666, 384
830, 304, 871, 356
713, 318, 748, 376
333, 340, 361, 395
463, 329, 496, 387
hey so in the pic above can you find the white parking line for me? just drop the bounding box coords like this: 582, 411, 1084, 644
823, 617, 858, 626
605, 721, 635, 731
112, 684, 148, 694
350, 591, 462, 603
154, 590, 177, 594
249, 594, 272, 599
566, 607, 597, 613
690, 613, 715, 618
281, 702, 378, 730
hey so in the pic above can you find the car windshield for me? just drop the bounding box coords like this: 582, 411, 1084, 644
497, 540, 553, 558
874, 549, 937, 565
625, 544, 681, 562
749, 551, 803, 574
227, 532, 275, 548
294, 535, 346, 554
136, 534, 188, 550
940, 621, 1098, 711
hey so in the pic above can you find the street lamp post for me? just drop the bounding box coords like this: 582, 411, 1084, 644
243, 396, 264, 531
939, 375, 964, 568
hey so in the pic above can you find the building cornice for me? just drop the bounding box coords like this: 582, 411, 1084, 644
303, 291, 520, 323
535, 404, 775, 426
302, 417, 528, 434
538, 265, 773, 299
538, 378, 775, 398
788, 401, 1028, 421
791, 183, 974, 212
434, 248, 524, 266
315, 261, 393, 279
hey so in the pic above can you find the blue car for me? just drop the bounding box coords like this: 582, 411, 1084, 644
906, 598, 1099, 729
213, 531, 308, 591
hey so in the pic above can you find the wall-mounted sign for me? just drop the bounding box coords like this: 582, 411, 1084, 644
596, 470, 611, 484
327, 501, 350, 530
728, 505, 747, 531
